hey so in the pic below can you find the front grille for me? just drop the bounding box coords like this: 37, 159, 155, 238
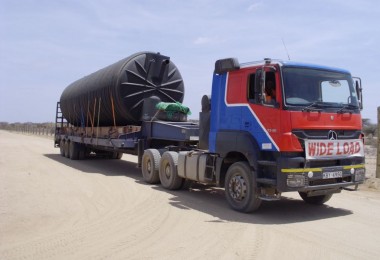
293, 129, 361, 140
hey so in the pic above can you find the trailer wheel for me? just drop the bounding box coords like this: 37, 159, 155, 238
159, 151, 183, 190
225, 162, 262, 213
69, 141, 80, 160
78, 144, 86, 160
64, 140, 70, 158
59, 140, 65, 156
299, 192, 333, 205
142, 149, 161, 184
111, 152, 123, 159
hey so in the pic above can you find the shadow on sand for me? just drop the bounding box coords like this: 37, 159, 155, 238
45, 153, 353, 224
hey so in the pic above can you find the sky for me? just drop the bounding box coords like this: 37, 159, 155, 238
1, 0, 379, 123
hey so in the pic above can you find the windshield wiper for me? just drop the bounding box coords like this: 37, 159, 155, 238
337, 104, 359, 114
302, 101, 323, 112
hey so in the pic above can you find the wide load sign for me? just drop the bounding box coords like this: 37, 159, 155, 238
305, 139, 364, 160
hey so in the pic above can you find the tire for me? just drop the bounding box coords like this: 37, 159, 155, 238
64, 140, 70, 158
225, 161, 262, 213
59, 140, 65, 156
69, 141, 80, 160
111, 152, 123, 159
299, 192, 333, 205
159, 151, 183, 190
181, 179, 194, 190
115, 152, 123, 159
105, 151, 115, 159
78, 144, 86, 160
141, 149, 161, 184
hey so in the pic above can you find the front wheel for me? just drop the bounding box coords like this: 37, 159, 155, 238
225, 162, 262, 213
299, 192, 333, 205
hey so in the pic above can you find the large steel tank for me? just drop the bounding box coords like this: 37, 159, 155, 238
60, 52, 184, 126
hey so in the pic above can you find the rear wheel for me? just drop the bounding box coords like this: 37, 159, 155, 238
299, 192, 333, 205
64, 140, 70, 158
59, 140, 65, 156
69, 141, 80, 160
159, 151, 183, 190
111, 152, 123, 159
105, 151, 116, 159
142, 149, 161, 184
78, 144, 86, 160
225, 162, 262, 213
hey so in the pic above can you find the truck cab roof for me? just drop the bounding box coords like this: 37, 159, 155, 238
279, 60, 351, 74
216, 57, 351, 75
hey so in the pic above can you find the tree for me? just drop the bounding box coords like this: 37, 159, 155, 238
362, 118, 377, 138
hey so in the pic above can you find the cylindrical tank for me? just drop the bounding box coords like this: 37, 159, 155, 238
60, 52, 184, 126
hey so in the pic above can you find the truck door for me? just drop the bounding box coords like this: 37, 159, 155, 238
245, 67, 281, 151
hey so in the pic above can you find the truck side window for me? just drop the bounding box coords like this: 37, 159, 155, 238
264, 72, 277, 106
247, 73, 256, 101
248, 71, 277, 105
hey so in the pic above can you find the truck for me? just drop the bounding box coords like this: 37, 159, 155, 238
55, 51, 366, 212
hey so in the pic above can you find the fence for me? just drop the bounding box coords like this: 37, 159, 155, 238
0, 123, 55, 138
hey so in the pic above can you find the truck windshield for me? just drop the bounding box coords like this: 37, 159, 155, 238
282, 67, 359, 110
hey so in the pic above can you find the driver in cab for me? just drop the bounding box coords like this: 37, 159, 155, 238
265, 80, 277, 105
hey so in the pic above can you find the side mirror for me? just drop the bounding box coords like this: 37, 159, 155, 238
353, 77, 363, 110
255, 69, 265, 103
260, 70, 266, 104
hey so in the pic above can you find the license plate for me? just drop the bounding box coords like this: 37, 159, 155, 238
322, 171, 343, 179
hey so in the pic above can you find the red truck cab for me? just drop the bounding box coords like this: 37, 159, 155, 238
206, 58, 365, 211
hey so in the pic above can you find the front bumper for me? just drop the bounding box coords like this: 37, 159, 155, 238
277, 158, 365, 192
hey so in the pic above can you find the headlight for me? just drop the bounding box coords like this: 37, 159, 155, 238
287, 174, 305, 187
354, 168, 365, 182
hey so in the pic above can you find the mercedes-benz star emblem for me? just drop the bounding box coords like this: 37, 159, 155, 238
328, 130, 338, 140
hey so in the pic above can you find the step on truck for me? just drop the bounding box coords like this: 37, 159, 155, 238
55, 51, 366, 212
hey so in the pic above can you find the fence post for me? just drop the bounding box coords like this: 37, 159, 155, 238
377, 107, 380, 179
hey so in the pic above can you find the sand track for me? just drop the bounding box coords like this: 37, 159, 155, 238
1, 130, 379, 259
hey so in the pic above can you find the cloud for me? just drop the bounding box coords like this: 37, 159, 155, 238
193, 37, 213, 45
247, 2, 262, 12
0, 0, 379, 122
193, 36, 226, 45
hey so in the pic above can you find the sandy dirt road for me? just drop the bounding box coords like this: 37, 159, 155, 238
1, 130, 380, 260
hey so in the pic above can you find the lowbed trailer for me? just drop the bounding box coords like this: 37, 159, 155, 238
55, 52, 366, 213
54, 110, 200, 164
